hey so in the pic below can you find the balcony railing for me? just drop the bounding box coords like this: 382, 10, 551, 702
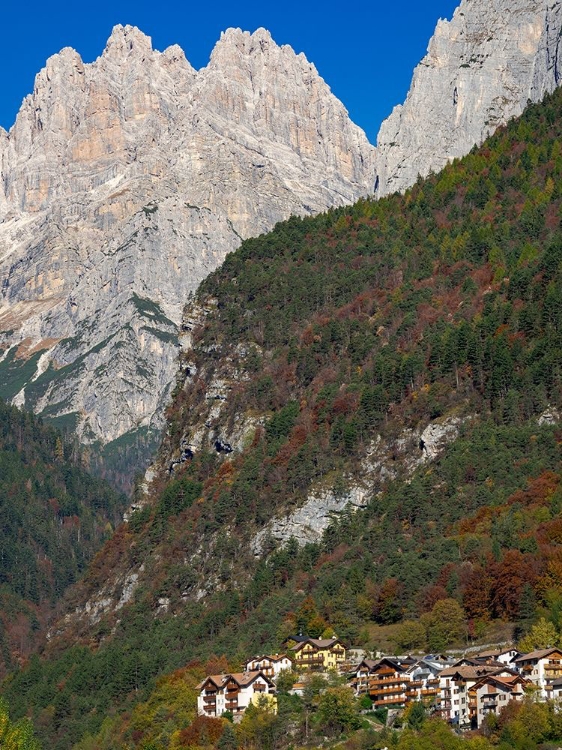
374, 697, 406, 706
295, 656, 324, 665
371, 688, 404, 698
369, 677, 407, 687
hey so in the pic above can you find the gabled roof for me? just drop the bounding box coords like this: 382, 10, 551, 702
398, 655, 418, 666
197, 670, 274, 691
424, 653, 450, 662
439, 665, 508, 680
226, 671, 274, 688
356, 659, 379, 671
369, 657, 407, 673
472, 674, 528, 692
514, 648, 562, 662
450, 657, 482, 668
246, 654, 288, 664
282, 634, 309, 645
197, 674, 226, 690
405, 658, 442, 674
291, 637, 344, 652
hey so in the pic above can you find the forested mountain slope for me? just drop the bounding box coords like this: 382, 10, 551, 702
5, 88, 562, 749
0, 401, 126, 677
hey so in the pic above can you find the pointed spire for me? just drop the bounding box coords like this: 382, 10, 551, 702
103, 24, 153, 59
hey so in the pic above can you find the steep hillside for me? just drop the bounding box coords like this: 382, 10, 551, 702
0, 25, 375, 491
0, 400, 125, 678
5, 88, 562, 748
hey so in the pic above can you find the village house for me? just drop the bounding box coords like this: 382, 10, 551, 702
196, 671, 276, 720
350, 656, 447, 704
469, 674, 529, 728
513, 647, 562, 699
350, 659, 379, 696
404, 658, 445, 702
245, 654, 292, 679
475, 648, 521, 666
290, 637, 346, 672
358, 657, 411, 708
436, 664, 517, 727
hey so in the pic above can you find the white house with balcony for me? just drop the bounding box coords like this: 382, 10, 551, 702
196, 670, 276, 720
513, 648, 562, 699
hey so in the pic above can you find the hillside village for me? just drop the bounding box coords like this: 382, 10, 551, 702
196, 636, 562, 731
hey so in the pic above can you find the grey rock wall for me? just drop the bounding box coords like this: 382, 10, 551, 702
0, 25, 375, 456
374, 0, 562, 197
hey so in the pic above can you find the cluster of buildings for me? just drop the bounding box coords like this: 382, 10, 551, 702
196, 637, 562, 729
196, 637, 346, 720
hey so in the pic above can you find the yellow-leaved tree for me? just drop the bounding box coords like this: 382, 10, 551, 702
0, 698, 40, 750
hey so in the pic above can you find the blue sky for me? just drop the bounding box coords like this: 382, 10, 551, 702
0, 0, 459, 144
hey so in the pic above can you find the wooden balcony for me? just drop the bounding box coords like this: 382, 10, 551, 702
374, 697, 406, 706
369, 677, 404, 687
225, 701, 239, 710
295, 656, 324, 666
371, 687, 405, 697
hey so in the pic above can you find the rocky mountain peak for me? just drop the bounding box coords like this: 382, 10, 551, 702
374, 0, 562, 197
0, 25, 375, 487
103, 24, 154, 58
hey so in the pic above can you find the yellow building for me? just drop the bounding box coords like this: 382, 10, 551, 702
291, 637, 346, 672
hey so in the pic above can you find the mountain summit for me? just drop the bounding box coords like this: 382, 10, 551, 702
0, 25, 376, 485
374, 0, 562, 196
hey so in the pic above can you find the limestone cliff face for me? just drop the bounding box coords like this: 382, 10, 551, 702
374, 0, 562, 197
0, 26, 376, 462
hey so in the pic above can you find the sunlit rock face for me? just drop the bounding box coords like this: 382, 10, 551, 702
374, 0, 562, 197
0, 25, 376, 458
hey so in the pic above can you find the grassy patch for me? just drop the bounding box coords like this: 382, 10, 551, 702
0, 348, 45, 401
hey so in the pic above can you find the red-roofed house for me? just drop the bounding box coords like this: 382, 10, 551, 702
469, 674, 529, 727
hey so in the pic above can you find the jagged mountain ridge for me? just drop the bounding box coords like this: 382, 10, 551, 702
0, 25, 376, 483
374, 0, 562, 197
3, 2, 562, 491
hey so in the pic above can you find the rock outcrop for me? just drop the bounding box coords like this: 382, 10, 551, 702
0, 26, 375, 474
374, 0, 562, 197
250, 414, 465, 553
